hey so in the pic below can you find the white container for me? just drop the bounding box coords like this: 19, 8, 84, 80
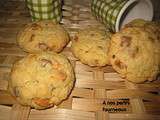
117, 0, 153, 32
91, 0, 153, 32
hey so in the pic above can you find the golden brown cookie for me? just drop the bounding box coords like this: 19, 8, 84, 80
9, 52, 75, 109
124, 19, 160, 64
124, 19, 148, 28
17, 20, 69, 53
71, 27, 112, 66
109, 21, 160, 83
124, 19, 160, 40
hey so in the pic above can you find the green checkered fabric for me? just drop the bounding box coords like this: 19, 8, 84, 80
91, 0, 127, 32
26, 0, 62, 22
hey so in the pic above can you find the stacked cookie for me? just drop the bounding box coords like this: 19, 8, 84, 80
10, 21, 75, 109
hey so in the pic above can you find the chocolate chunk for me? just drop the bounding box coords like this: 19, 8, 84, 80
112, 55, 115, 59
90, 33, 95, 36
120, 36, 132, 47
97, 46, 103, 49
85, 50, 89, 53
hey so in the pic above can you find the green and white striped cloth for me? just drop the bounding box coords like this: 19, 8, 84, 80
26, 0, 62, 22
91, 0, 127, 32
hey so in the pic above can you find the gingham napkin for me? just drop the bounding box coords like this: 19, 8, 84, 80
91, 0, 127, 32
26, 0, 62, 22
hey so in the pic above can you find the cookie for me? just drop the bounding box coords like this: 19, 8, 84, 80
71, 27, 112, 66
124, 19, 160, 63
17, 20, 70, 53
109, 22, 160, 83
124, 19, 148, 28
9, 52, 75, 109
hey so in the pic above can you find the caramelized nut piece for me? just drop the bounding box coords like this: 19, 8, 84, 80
57, 71, 67, 81
120, 36, 132, 47
51, 71, 67, 81
33, 98, 51, 107
52, 61, 61, 69
39, 43, 51, 51
40, 58, 52, 67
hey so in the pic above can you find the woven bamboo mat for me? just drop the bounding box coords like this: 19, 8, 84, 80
0, 1, 160, 120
